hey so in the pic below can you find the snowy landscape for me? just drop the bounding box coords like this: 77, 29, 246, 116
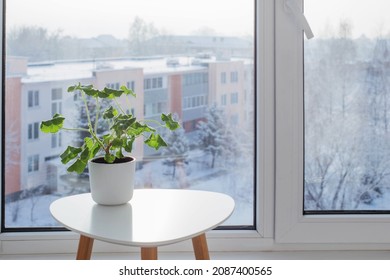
5, 105, 254, 228
5, 149, 254, 228
304, 27, 390, 211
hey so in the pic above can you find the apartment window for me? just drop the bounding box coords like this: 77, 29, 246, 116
27, 90, 39, 108
51, 133, 62, 148
231, 92, 239, 104
230, 71, 238, 83
221, 94, 227, 106
27, 155, 39, 173
51, 88, 62, 115
28, 122, 39, 140
184, 73, 207, 86
2, 0, 255, 236
144, 78, 151, 90
127, 81, 135, 91
157, 102, 166, 114
221, 72, 227, 83
51, 88, 62, 99
153, 77, 163, 88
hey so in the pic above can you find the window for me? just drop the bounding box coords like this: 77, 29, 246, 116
51, 133, 62, 148
27, 155, 39, 173
4, 0, 390, 256
221, 94, 227, 106
127, 81, 135, 91
51, 88, 62, 115
152, 77, 162, 88
304, 1, 390, 213
275, 0, 390, 244
27, 90, 39, 108
231, 92, 238, 104
144, 78, 151, 90
230, 71, 238, 83
27, 122, 39, 140
221, 72, 227, 83
106, 83, 120, 90
144, 77, 163, 90
184, 73, 207, 86
2, 0, 256, 231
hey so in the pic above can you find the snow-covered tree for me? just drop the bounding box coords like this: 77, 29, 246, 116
196, 105, 240, 168
304, 32, 390, 211
162, 126, 190, 179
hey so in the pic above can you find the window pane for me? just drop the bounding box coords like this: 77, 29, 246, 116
4, 0, 255, 228
304, 0, 390, 211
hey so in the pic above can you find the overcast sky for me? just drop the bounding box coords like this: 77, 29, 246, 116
6, 0, 390, 39
306, 0, 390, 38
6, 0, 254, 38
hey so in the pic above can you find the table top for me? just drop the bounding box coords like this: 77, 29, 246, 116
50, 189, 235, 247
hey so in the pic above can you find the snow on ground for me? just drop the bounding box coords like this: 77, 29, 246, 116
5, 150, 254, 228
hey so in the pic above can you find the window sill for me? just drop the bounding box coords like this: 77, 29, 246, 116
3, 228, 390, 256
0, 230, 265, 255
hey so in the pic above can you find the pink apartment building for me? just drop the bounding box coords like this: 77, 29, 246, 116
4, 56, 253, 196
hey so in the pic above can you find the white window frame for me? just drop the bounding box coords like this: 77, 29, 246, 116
1, 0, 350, 255
0, 0, 274, 256
275, 0, 390, 246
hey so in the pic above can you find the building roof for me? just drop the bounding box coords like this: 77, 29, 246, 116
21, 57, 209, 83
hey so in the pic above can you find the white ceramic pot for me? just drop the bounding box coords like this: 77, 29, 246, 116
88, 156, 136, 205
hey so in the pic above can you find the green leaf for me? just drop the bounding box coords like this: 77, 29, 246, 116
60, 146, 82, 164
129, 122, 155, 136
83, 137, 101, 158
145, 133, 167, 150
104, 153, 116, 163
124, 137, 135, 153
78, 85, 100, 97
67, 85, 77, 92
102, 134, 113, 145
90, 143, 101, 158
120, 85, 136, 97
161, 113, 180, 130
103, 106, 118, 119
111, 137, 123, 149
111, 115, 136, 135
68, 84, 98, 97
80, 146, 91, 162
67, 159, 88, 174
84, 137, 94, 149
40, 114, 65, 133
102, 87, 124, 98
116, 149, 124, 159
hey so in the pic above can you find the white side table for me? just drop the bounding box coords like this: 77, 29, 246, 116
50, 189, 235, 260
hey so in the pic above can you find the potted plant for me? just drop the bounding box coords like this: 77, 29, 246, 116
40, 83, 179, 205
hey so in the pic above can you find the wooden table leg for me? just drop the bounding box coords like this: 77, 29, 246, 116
192, 233, 210, 260
141, 247, 158, 260
76, 235, 94, 260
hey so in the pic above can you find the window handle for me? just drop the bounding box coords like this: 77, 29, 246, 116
284, 0, 314, 39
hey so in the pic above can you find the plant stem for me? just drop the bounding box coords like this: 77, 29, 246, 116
94, 96, 100, 134
143, 118, 165, 128
62, 127, 90, 132
114, 98, 126, 115
81, 89, 106, 151
81, 90, 93, 131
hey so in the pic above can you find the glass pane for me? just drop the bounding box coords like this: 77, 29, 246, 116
304, 0, 390, 211
4, 0, 255, 228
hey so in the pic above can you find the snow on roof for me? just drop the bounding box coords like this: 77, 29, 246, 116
22, 56, 210, 83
